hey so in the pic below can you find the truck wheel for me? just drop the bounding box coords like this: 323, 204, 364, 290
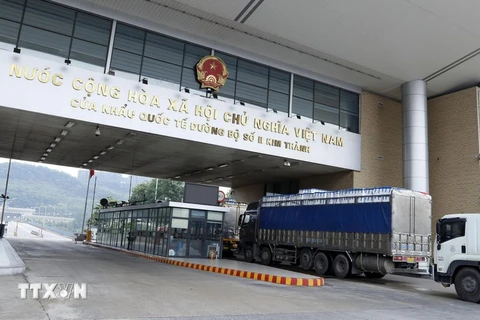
260, 247, 272, 266
299, 248, 314, 270
454, 268, 480, 303
244, 245, 255, 263
333, 254, 351, 278
364, 272, 385, 279
313, 252, 330, 276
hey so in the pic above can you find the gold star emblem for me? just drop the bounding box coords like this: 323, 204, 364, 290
210, 62, 217, 70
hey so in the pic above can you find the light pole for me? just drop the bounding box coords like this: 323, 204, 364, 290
1, 132, 16, 238
0, 193, 10, 238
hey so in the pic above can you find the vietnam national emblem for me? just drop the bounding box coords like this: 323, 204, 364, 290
196, 55, 229, 91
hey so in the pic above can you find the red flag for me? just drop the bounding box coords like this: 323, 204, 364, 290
89, 169, 95, 179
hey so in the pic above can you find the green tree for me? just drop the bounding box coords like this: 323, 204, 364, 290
130, 179, 184, 203
86, 196, 119, 228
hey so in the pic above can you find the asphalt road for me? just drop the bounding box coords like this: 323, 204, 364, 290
0, 239, 477, 320
4, 222, 71, 241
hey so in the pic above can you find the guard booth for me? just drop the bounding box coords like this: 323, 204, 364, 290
96, 201, 229, 259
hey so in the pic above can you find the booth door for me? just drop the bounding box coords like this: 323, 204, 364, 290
188, 220, 205, 257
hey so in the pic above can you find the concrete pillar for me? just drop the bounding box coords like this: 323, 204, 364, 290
401, 80, 429, 193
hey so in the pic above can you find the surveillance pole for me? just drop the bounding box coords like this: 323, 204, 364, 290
0, 132, 16, 238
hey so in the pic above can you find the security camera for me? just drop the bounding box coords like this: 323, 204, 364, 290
95, 126, 100, 137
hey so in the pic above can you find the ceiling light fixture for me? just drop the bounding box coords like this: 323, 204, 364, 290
100, 151, 107, 155
218, 164, 228, 168
82, 163, 87, 166
40, 157, 46, 161
227, 175, 234, 179
46, 148, 52, 152
50, 143, 56, 148
206, 167, 214, 171
43, 153, 48, 157
107, 145, 115, 150
174, 175, 181, 179
61, 130, 69, 136
54, 137, 61, 142
205, 179, 213, 183
88, 159, 93, 163
93, 156, 99, 160
95, 126, 101, 136
116, 139, 125, 145
65, 121, 75, 128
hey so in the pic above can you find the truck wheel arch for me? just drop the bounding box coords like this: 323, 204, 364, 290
450, 261, 480, 283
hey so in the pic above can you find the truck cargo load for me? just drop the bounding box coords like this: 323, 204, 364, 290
238, 187, 432, 278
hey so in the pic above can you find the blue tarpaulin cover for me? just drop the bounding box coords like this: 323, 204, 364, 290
259, 202, 392, 234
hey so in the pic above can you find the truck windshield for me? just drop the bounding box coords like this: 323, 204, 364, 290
438, 218, 466, 243
241, 214, 256, 226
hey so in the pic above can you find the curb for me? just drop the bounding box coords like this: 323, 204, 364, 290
85, 242, 324, 287
0, 238, 26, 275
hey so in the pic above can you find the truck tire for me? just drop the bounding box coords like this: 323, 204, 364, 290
364, 272, 385, 279
260, 246, 272, 266
333, 254, 351, 278
313, 252, 330, 276
299, 248, 314, 270
454, 267, 480, 303
244, 245, 255, 263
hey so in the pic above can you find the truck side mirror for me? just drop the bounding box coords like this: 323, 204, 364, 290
238, 214, 243, 226
437, 243, 441, 250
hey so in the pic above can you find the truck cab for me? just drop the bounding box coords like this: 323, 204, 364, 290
237, 202, 258, 262
433, 213, 480, 302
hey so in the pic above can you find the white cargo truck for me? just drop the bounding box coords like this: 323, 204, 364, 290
433, 213, 480, 302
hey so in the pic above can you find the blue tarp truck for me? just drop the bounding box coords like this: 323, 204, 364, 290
238, 187, 432, 278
